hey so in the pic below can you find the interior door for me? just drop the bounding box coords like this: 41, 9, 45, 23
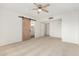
22, 17, 31, 41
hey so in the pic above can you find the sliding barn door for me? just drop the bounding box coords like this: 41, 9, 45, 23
22, 18, 31, 41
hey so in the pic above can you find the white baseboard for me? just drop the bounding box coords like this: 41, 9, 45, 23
62, 40, 79, 45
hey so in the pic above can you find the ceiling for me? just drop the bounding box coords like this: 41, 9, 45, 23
0, 3, 79, 20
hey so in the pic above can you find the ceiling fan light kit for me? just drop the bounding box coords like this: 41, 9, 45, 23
33, 3, 50, 14
38, 9, 42, 12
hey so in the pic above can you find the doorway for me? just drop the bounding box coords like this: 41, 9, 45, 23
44, 23, 49, 36
31, 20, 35, 38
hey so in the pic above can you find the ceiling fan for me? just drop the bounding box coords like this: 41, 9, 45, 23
33, 3, 50, 14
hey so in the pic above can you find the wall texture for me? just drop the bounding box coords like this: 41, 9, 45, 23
50, 11, 79, 44
0, 9, 24, 46
62, 11, 79, 44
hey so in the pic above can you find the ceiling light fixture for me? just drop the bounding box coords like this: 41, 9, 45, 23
38, 9, 42, 12
33, 3, 50, 14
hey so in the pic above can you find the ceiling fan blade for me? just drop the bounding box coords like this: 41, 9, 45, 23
33, 3, 40, 7
42, 8, 48, 13
42, 4, 50, 8
41, 7, 48, 12
33, 3, 38, 6
34, 3, 43, 8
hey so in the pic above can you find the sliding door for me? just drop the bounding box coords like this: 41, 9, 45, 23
22, 18, 31, 41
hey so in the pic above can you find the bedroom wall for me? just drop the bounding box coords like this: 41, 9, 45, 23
0, 9, 25, 46
78, 16, 79, 44
50, 10, 79, 44
62, 11, 79, 44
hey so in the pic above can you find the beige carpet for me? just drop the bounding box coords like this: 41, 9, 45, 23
0, 37, 79, 56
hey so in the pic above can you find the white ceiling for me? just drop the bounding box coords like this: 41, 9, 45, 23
0, 3, 79, 20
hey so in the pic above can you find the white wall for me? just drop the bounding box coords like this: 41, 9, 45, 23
78, 15, 79, 43
49, 20, 62, 38
0, 9, 25, 46
62, 11, 79, 44
49, 11, 79, 44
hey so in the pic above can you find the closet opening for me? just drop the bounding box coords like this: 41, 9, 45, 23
31, 20, 35, 38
